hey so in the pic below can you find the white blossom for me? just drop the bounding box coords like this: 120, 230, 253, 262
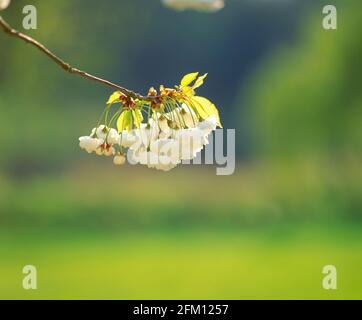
159, 130, 172, 139
107, 128, 119, 144
90, 125, 119, 144
133, 122, 159, 148
79, 117, 215, 169
128, 145, 147, 164
177, 128, 204, 160
150, 138, 180, 165
79, 136, 103, 154
154, 155, 179, 171
197, 114, 217, 136
91, 125, 109, 140
119, 130, 137, 148
138, 150, 157, 167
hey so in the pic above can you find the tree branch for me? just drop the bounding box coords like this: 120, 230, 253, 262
0, 15, 152, 101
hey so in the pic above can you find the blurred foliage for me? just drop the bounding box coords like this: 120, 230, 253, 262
0, 0, 306, 171
0, 162, 361, 229
242, 0, 362, 160
2, 224, 362, 299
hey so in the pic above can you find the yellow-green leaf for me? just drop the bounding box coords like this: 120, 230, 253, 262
107, 91, 121, 105
192, 96, 222, 128
182, 86, 196, 97
187, 97, 208, 120
117, 110, 132, 132
132, 109, 143, 128
181, 72, 199, 87
193, 73, 208, 90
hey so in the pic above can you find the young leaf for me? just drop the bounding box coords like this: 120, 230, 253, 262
191, 96, 222, 127
182, 86, 196, 97
132, 109, 143, 128
107, 91, 122, 105
193, 73, 208, 89
187, 97, 209, 120
181, 72, 199, 87
117, 110, 132, 132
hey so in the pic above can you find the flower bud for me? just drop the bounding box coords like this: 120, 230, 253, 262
113, 154, 126, 166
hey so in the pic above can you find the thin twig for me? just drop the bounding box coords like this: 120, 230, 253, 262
0, 16, 153, 101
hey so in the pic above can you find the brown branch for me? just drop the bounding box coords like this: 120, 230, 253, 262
0, 15, 152, 101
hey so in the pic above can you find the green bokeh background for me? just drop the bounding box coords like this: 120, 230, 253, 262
0, 0, 361, 299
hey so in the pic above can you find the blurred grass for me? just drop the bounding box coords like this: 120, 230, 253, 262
1, 158, 361, 228
1, 224, 361, 299
0, 161, 361, 299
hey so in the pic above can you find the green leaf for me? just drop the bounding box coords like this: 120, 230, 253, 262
132, 109, 143, 128
117, 110, 132, 132
181, 72, 199, 87
191, 96, 222, 128
188, 97, 209, 120
193, 73, 208, 89
181, 86, 196, 97
107, 91, 121, 105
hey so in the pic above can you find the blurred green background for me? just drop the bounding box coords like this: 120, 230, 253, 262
0, 0, 361, 299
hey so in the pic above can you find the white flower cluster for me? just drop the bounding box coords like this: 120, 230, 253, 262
79, 104, 217, 171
